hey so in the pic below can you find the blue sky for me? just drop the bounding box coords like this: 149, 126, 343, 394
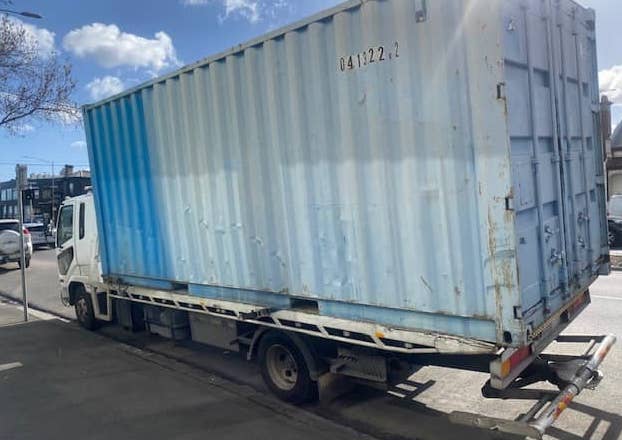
0, 0, 621, 181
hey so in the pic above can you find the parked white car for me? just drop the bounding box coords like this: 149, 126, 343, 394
0, 219, 32, 268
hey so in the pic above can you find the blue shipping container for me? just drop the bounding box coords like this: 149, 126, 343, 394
83, 0, 608, 347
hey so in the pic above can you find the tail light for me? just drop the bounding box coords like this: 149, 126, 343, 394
499, 345, 532, 378
23, 228, 30, 235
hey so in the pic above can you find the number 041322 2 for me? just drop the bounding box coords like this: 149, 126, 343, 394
339, 42, 400, 72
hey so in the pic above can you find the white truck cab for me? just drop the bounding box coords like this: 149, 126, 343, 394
56, 192, 111, 327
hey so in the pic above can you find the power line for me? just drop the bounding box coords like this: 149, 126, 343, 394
0, 162, 90, 167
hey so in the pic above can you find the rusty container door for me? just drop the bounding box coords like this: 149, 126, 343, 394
503, 0, 608, 333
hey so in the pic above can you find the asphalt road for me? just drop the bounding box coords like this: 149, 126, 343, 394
1, 249, 621, 440
0, 247, 69, 318
0, 305, 370, 440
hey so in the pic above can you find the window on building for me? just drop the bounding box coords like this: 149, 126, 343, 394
34, 189, 40, 199
42, 189, 51, 200
69, 182, 74, 195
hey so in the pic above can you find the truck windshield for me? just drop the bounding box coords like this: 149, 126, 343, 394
610, 197, 622, 217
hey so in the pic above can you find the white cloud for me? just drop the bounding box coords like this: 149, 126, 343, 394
70, 140, 87, 150
86, 76, 125, 101
62, 24, 180, 72
14, 124, 35, 134
181, 0, 289, 24
54, 107, 82, 125
600, 65, 622, 105
224, 0, 260, 23
11, 18, 55, 55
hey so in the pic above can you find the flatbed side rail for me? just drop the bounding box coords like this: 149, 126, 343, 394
101, 284, 497, 355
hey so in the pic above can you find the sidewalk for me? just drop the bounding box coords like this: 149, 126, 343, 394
611, 249, 622, 270
0, 302, 371, 440
0, 297, 35, 327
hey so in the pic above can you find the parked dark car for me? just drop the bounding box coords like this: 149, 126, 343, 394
609, 195, 622, 248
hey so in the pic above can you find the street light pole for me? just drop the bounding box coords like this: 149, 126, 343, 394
15, 165, 28, 322
51, 162, 55, 223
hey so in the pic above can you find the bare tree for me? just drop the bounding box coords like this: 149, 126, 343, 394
0, 15, 78, 133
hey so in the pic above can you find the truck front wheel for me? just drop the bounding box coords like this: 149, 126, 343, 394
258, 331, 317, 404
74, 287, 98, 330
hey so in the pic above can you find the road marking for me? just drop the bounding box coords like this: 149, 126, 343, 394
5, 302, 69, 323
28, 307, 69, 322
592, 295, 622, 302
0, 362, 23, 372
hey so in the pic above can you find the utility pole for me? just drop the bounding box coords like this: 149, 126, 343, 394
51, 161, 55, 223
15, 165, 28, 321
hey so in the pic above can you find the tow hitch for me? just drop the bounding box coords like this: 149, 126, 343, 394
451, 334, 617, 439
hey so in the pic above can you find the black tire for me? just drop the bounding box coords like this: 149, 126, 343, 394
74, 286, 98, 330
258, 331, 317, 404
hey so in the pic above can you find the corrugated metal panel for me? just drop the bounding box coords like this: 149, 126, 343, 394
84, 0, 606, 346
503, 0, 607, 332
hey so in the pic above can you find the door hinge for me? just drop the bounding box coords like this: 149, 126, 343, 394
414, 0, 427, 23
497, 82, 506, 100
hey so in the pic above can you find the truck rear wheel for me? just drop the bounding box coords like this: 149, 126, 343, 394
258, 331, 317, 404
74, 287, 98, 330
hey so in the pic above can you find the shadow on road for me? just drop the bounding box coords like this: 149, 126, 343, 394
318, 383, 622, 440
0, 264, 19, 274
546, 401, 622, 440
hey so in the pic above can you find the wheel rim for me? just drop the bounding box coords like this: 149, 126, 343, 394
76, 298, 88, 323
265, 344, 298, 391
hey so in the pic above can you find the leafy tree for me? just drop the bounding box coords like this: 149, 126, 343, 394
0, 15, 77, 133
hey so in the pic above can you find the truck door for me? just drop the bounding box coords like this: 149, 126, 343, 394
74, 201, 91, 272
56, 204, 75, 276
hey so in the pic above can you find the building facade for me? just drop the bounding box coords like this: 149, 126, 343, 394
609, 122, 622, 196
0, 165, 90, 225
